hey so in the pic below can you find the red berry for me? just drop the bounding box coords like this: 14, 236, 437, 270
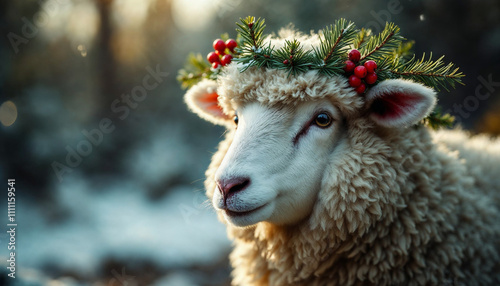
364, 60, 377, 73
348, 75, 362, 87
355, 83, 366, 94
225, 39, 237, 53
283, 59, 289, 65
207, 52, 220, 64
213, 39, 226, 54
215, 50, 225, 57
221, 54, 233, 66
344, 60, 356, 73
365, 72, 378, 85
348, 49, 361, 62
212, 62, 220, 69
354, 66, 367, 78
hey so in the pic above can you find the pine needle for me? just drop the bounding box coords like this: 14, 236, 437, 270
273, 39, 313, 76
312, 19, 357, 75
360, 22, 404, 62
390, 53, 465, 91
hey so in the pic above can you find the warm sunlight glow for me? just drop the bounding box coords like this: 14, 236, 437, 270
40, 0, 99, 45
66, 1, 99, 44
171, 0, 216, 32
112, 0, 154, 29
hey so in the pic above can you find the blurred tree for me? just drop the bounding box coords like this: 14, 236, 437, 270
96, 0, 118, 110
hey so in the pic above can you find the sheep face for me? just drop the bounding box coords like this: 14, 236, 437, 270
185, 65, 437, 229
213, 99, 345, 227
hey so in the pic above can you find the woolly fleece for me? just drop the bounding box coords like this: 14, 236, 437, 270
191, 30, 500, 285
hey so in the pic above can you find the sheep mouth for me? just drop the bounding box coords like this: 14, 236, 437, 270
224, 204, 267, 217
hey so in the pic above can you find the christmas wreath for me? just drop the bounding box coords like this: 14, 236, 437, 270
177, 16, 464, 129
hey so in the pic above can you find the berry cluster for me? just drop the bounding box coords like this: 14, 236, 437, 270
344, 49, 378, 94
207, 39, 238, 69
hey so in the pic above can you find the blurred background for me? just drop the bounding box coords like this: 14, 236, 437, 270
0, 0, 499, 285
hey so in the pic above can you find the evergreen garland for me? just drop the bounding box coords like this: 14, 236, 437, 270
177, 16, 465, 129
273, 39, 313, 76
311, 19, 357, 76
234, 16, 274, 71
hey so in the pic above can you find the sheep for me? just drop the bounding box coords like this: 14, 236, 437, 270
182, 28, 500, 286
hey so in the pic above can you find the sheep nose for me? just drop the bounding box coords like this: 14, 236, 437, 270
217, 177, 251, 203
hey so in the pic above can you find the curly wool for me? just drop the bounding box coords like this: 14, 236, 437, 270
206, 125, 500, 285
201, 30, 500, 286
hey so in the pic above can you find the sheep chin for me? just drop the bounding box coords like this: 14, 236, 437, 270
222, 201, 275, 227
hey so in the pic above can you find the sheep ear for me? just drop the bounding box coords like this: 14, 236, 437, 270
365, 79, 437, 128
184, 79, 232, 126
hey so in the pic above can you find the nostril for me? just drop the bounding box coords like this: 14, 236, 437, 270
228, 178, 250, 194
217, 177, 251, 201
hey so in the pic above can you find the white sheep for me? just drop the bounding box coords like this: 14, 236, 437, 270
182, 27, 500, 286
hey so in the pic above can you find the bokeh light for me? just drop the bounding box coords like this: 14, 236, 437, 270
0, 100, 18, 127
112, 0, 154, 29
40, 0, 99, 45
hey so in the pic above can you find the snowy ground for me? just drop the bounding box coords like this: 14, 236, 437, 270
0, 174, 231, 285
0, 80, 234, 285
0, 122, 232, 285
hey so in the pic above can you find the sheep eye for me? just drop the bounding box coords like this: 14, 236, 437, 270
234, 115, 239, 125
314, 113, 332, 128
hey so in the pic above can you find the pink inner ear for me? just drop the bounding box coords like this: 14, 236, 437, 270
370, 92, 420, 119
198, 92, 228, 119
199, 92, 219, 103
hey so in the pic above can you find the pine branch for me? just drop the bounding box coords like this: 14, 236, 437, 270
353, 28, 370, 50
373, 57, 396, 82
422, 108, 455, 129
390, 53, 464, 91
376, 40, 416, 81
234, 16, 274, 72
393, 40, 415, 63
273, 39, 313, 76
235, 43, 275, 72
312, 18, 357, 75
317, 19, 357, 63
236, 16, 266, 48
360, 22, 404, 62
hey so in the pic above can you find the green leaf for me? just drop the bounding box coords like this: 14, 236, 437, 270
176, 53, 213, 89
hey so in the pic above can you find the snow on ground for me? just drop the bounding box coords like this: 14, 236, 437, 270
0, 173, 230, 283
0, 105, 231, 284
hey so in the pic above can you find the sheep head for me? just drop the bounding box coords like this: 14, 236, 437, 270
179, 18, 462, 233
184, 62, 437, 228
